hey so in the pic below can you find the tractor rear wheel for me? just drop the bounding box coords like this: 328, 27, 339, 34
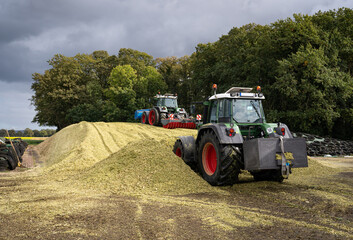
148, 108, 160, 126
141, 112, 148, 124
198, 131, 241, 186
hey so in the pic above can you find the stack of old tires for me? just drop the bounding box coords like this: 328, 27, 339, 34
0, 138, 28, 171
294, 133, 353, 156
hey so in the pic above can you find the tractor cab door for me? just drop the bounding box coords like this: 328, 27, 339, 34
208, 100, 218, 123
207, 99, 232, 124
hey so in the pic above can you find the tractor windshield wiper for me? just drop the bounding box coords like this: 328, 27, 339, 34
250, 100, 262, 121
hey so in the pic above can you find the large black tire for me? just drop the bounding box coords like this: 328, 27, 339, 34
251, 169, 284, 182
13, 144, 23, 163
17, 141, 27, 156
0, 153, 16, 170
0, 156, 9, 171
141, 112, 148, 124
7, 148, 18, 170
148, 108, 160, 126
198, 131, 241, 186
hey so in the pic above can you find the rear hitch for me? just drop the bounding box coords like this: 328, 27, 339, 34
279, 136, 290, 179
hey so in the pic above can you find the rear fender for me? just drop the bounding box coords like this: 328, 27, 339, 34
134, 109, 150, 120
155, 106, 168, 113
268, 123, 293, 138
196, 124, 243, 145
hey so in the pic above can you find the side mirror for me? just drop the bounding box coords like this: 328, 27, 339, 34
190, 105, 196, 115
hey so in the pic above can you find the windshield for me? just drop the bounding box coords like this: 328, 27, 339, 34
232, 99, 264, 123
156, 98, 178, 108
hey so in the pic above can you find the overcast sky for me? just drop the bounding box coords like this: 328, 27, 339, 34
0, 0, 352, 130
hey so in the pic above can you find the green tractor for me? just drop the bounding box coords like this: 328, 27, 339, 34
135, 93, 196, 129
173, 85, 308, 185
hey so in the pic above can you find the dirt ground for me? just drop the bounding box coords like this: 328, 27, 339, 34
0, 123, 352, 240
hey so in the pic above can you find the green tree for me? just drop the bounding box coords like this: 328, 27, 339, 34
272, 45, 353, 135
66, 100, 110, 124
8, 129, 16, 137
156, 56, 192, 107
141, 66, 167, 105
105, 65, 138, 121
32, 53, 102, 129
0, 129, 6, 137
190, 8, 353, 139
117, 48, 155, 75
15, 131, 23, 137
92, 50, 119, 89
24, 128, 34, 137
33, 130, 41, 137
47, 129, 56, 136
39, 129, 48, 137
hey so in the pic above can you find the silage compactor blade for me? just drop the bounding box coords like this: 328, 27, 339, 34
161, 118, 197, 129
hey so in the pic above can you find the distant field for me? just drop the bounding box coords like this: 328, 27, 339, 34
4, 137, 47, 145
5, 137, 48, 140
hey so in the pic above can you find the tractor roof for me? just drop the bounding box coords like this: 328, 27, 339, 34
209, 87, 265, 100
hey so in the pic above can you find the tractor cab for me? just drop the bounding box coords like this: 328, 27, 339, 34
205, 86, 270, 139
154, 94, 178, 111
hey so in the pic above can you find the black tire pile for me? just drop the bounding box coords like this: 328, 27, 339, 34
294, 133, 353, 156
0, 139, 28, 171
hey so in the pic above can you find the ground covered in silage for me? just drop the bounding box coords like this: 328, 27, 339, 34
0, 122, 352, 239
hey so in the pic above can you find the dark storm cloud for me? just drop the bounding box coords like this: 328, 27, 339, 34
1, 0, 352, 82
0, 0, 352, 129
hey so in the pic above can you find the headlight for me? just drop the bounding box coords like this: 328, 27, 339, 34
267, 128, 273, 134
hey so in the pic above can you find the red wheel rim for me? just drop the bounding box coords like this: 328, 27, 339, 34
175, 148, 182, 157
202, 142, 217, 175
148, 110, 155, 125
142, 114, 146, 123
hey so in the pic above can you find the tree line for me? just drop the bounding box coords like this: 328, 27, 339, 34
31, 8, 353, 140
0, 128, 56, 137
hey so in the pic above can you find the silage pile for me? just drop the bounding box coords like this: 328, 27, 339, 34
36, 121, 216, 195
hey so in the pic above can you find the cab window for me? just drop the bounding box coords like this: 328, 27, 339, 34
218, 99, 231, 123
209, 100, 218, 123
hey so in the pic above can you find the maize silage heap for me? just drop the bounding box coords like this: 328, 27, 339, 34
36, 121, 215, 195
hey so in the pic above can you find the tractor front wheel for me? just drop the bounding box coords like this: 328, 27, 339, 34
198, 131, 241, 186
148, 108, 160, 126
173, 140, 183, 158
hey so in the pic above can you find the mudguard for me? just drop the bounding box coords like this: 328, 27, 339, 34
268, 123, 293, 138
134, 109, 150, 120
196, 124, 243, 145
